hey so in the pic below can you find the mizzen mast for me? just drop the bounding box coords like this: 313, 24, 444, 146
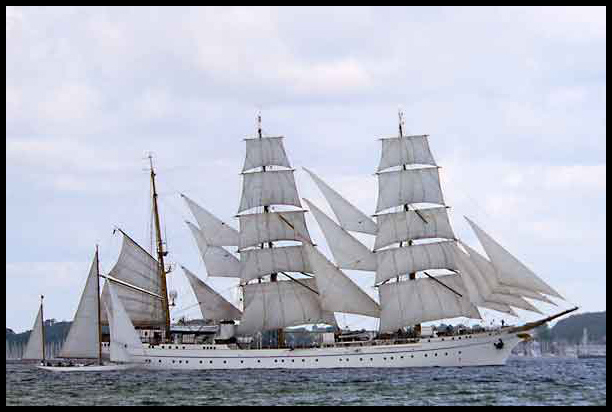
148, 155, 172, 342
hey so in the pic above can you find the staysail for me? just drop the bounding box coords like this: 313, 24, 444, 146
304, 198, 376, 272
182, 194, 239, 246
303, 167, 377, 235
465, 217, 563, 299
186, 221, 241, 278
304, 243, 380, 318
182, 266, 242, 321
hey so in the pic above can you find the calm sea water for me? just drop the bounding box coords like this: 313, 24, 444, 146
6, 357, 606, 406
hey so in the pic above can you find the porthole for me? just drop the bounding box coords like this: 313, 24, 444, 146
400, 356, 404, 359
302, 359, 305, 362
199, 360, 203, 364
459, 351, 462, 354
383, 357, 386, 360
360, 358, 363, 361
292, 359, 295, 363
182, 346, 186, 349
241, 360, 244, 364
445, 352, 448, 356
281, 359, 285, 363
257, 360, 261, 363
390, 357, 394, 360
274, 359, 278, 363
223, 360, 227, 364
434, 353, 438, 357
186, 361, 189, 364
424, 354, 428, 357
315, 359, 318, 362
172, 360, 175, 363
339, 358, 342, 362
179, 360, 182, 364
411, 355, 414, 358
209, 361, 213, 364
346, 358, 349, 362
370, 358, 374, 361
158, 359, 162, 363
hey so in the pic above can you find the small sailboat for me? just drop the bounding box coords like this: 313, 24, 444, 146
37, 247, 137, 372
22, 295, 46, 364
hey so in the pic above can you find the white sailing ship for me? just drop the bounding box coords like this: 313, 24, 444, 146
93, 114, 576, 370
28, 248, 138, 372
26, 113, 577, 370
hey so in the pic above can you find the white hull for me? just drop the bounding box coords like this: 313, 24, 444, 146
126, 330, 523, 370
36, 363, 136, 372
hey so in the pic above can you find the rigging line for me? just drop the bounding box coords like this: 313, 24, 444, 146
422, 271, 462, 298
279, 272, 319, 295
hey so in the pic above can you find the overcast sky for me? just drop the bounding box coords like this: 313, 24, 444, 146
6, 6, 606, 332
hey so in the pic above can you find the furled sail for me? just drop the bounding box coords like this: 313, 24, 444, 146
186, 221, 241, 278
59, 252, 100, 359
106, 281, 145, 363
378, 274, 481, 333
239, 245, 312, 283
376, 167, 444, 213
465, 217, 563, 299
22, 304, 44, 360
182, 194, 239, 246
99, 231, 165, 327
374, 206, 455, 250
182, 266, 242, 321
238, 169, 301, 213
243, 136, 292, 172
304, 167, 377, 235
377, 135, 437, 172
238, 210, 311, 249
237, 279, 334, 335
457, 243, 543, 314
375, 241, 459, 284
304, 243, 380, 317
304, 198, 376, 272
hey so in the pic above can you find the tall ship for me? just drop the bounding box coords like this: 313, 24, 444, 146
34, 114, 577, 370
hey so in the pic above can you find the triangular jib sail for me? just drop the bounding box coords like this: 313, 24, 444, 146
23, 301, 45, 360
59, 251, 100, 359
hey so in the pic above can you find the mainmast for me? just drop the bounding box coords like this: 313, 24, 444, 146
258, 113, 283, 347
397, 110, 420, 334
148, 155, 172, 342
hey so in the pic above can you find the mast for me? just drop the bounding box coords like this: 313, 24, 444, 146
397, 110, 420, 335
40, 295, 45, 362
96, 245, 102, 365
148, 155, 171, 342
258, 113, 283, 347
